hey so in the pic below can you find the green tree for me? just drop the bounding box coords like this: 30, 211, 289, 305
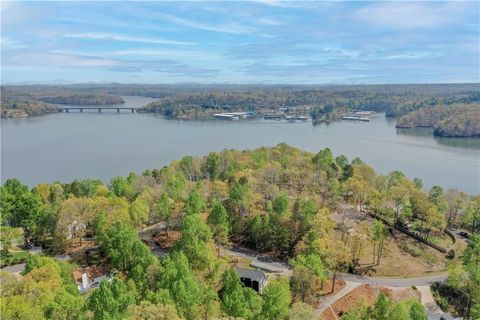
288, 302, 315, 320
220, 269, 263, 319
207, 199, 230, 257
88, 278, 136, 320
371, 220, 387, 265
127, 301, 180, 320
174, 214, 215, 270
462, 234, 480, 319
204, 152, 220, 181
158, 252, 204, 319
0, 226, 21, 253
129, 198, 149, 229
0, 178, 40, 236
260, 277, 291, 320
272, 194, 290, 215
1, 296, 45, 320
185, 189, 205, 216
313, 148, 339, 178
155, 192, 173, 237
98, 222, 156, 282
110, 176, 135, 199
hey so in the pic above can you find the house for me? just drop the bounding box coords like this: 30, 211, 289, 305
236, 267, 268, 293
67, 220, 86, 239
73, 265, 110, 293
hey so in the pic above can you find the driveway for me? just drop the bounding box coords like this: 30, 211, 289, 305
315, 281, 361, 317
340, 273, 447, 287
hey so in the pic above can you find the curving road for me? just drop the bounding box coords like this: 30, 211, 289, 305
223, 245, 447, 287
141, 223, 448, 287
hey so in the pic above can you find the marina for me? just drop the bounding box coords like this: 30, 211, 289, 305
342, 110, 376, 122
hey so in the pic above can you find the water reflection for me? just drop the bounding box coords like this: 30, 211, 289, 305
397, 127, 480, 150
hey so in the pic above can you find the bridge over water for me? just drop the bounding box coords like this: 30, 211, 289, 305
61, 107, 138, 113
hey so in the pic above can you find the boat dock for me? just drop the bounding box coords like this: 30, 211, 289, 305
214, 111, 256, 120
341, 110, 376, 122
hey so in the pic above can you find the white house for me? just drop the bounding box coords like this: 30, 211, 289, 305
73, 265, 110, 293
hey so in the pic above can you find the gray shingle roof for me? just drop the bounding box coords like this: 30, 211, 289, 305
236, 267, 266, 283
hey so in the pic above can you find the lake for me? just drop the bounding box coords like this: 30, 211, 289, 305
2, 96, 479, 194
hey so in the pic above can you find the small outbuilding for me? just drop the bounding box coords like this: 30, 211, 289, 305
236, 267, 267, 293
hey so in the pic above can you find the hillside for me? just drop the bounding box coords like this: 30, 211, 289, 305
39, 93, 124, 106
0, 99, 60, 118
2, 144, 478, 319
396, 104, 480, 137
434, 110, 480, 137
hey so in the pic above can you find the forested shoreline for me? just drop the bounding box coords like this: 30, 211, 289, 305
1, 87, 125, 118
396, 104, 480, 137
1, 144, 479, 319
2, 83, 479, 120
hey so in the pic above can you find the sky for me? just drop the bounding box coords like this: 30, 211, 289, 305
1, 1, 479, 84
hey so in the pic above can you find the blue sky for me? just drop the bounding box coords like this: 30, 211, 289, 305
1, 1, 479, 84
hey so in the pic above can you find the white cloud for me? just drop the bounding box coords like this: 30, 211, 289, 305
257, 18, 281, 26
63, 33, 194, 46
353, 2, 473, 29
153, 12, 255, 35
0, 37, 28, 50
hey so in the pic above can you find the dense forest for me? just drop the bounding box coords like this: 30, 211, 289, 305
140, 84, 480, 120
40, 94, 124, 106
1, 144, 479, 319
0, 99, 60, 118
396, 104, 480, 137
1, 87, 124, 118
2, 83, 479, 119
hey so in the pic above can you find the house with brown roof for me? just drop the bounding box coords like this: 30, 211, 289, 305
73, 265, 110, 293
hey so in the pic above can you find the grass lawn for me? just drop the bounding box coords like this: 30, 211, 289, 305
0, 249, 30, 267
331, 229, 450, 277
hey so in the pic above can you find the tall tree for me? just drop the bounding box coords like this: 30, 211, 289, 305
88, 278, 136, 320
174, 213, 216, 272
158, 252, 204, 319
184, 189, 205, 216
207, 199, 230, 257
220, 269, 263, 319
260, 277, 291, 320
155, 192, 173, 237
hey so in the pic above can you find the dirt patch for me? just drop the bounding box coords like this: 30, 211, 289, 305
383, 286, 420, 302
330, 284, 379, 317
319, 279, 347, 297
331, 205, 450, 278
152, 230, 181, 249
318, 306, 339, 320
65, 240, 100, 266
322, 284, 421, 319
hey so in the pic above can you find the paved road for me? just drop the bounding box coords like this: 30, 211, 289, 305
315, 281, 361, 317
339, 273, 447, 287
223, 245, 292, 276
417, 285, 443, 315
1, 263, 26, 275
223, 245, 447, 287
1, 254, 71, 275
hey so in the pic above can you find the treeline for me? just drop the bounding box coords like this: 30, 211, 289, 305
1, 87, 125, 118
40, 94, 124, 106
1, 144, 479, 319
434, 110, 480, 137
0, 99, 60, 118
2, 83, 479, 119
141, 86, 480, 120
396, 104, 480, 137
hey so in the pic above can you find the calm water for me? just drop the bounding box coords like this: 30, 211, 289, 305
2, 96, 479, 194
